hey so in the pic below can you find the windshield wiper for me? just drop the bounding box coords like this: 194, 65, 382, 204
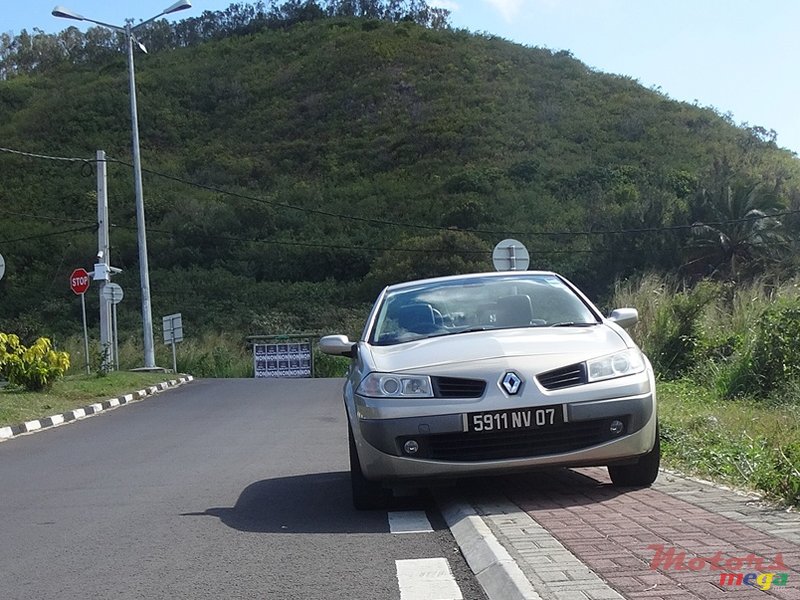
550, 322, 599, 327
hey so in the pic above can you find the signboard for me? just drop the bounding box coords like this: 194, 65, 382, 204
492, 239, 530, 271
254, 341, 312, 378
163, 313, 184, 344
70, 268, 90, 295
101, 283, 124, 304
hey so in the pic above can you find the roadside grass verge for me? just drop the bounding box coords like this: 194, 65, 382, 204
658, 379, 800, 507
0, 371, 175, 428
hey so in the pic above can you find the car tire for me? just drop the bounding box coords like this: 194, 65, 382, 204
608, 422, 661, 487
349, 424, 391, 510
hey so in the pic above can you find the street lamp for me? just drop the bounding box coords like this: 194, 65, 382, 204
53, 2, 192, 369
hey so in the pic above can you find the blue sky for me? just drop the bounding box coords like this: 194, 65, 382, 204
4, 1, 799, 155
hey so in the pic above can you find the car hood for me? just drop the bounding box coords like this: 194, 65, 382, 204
366, 325, 630, 373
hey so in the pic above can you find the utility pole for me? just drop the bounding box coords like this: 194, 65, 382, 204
95, 150, 113, 371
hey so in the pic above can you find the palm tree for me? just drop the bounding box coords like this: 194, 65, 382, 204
686, 181, 788, 279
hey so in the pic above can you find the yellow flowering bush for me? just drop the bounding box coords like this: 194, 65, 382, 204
0, 333, 70, 391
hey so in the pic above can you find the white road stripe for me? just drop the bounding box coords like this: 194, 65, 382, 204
396, 558, 463, 600
389, 511, 434, 534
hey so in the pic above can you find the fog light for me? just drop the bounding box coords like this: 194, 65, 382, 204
610, 420, 624, 436
404, 440, 419, 455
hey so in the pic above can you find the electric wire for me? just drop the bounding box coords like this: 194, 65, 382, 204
0, 208, 97, 225
0, 224, 97, 244
0, 146, 93, 163
111, 224, 596, 255
3, 145, 798, 240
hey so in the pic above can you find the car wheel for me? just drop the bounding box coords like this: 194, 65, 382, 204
608, 423, 661, 487
348, 424, 391, 510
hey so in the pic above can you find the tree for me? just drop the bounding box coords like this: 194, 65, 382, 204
687, 180, 787, 280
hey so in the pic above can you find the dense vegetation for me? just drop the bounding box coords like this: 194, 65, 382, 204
1, 1, 799, 350
611, 276, 800, 504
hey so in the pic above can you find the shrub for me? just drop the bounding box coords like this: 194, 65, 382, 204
313, 347, 350, 378
0, 333, 71, 391
748, 300, 800, 395
616, 277, 719, 379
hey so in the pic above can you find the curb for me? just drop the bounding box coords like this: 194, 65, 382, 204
0, 375, 194, 442
436, 492, 542, 600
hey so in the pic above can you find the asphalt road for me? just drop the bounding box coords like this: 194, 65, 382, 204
0, 378, 487, 600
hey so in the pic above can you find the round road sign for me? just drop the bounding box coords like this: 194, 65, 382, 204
0, 253, 5, 281
492, 239, 530, 271
70, 268, 91, 295
101, 283, 124, 305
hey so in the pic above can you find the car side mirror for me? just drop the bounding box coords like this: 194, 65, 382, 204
319, 335, 357, 358
608, 308, 638, 329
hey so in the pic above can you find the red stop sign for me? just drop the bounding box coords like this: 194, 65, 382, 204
70, 268, 91, 295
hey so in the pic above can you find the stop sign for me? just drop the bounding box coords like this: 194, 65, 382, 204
70, 268, 91, 295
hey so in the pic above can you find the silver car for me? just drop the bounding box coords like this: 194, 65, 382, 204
320, 271, 659, 509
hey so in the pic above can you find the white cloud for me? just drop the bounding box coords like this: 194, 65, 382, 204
486, 0, 526, 21
429, 0, 461, 11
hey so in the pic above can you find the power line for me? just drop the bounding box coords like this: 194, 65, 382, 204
3, 145, 798, 239
0, 146, 93, 163
113, 224, 596, 255
0, 224, 97, 244
107, 157, 800, 238
0, 208, 97, 225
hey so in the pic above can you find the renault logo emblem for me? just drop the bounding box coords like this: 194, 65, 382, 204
501, 372, 522, 395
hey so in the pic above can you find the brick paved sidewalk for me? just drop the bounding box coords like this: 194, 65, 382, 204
469, 468, 800, 600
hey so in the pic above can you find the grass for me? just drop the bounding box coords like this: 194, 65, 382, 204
658, 379, 800, 506
61, 332, 351, 378
0, 371, 174, 428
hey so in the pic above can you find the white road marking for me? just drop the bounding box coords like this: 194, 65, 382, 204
396, 557, 463, 600
389, 511, 434, 534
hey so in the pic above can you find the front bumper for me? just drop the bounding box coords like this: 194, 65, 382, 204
352, 392, 656, 481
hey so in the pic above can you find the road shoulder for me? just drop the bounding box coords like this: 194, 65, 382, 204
0, 375, 194, 442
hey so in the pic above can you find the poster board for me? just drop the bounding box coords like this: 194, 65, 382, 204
253, 339, 313, 378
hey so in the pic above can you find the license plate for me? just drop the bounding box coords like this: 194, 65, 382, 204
465, 405, 565, 433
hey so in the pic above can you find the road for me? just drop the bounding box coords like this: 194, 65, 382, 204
0, 379, 486, 600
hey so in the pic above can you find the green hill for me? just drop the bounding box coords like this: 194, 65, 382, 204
1, 3, 798, 342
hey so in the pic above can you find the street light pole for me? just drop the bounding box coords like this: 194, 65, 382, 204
124, 20, 157, 368
52, 2, 192, 369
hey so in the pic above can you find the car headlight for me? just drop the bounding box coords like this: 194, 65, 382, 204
357, 373, 433, 398
586, 349, 645, 383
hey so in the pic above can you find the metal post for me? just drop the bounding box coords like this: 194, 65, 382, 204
113, 302, 120, 371
171, 340, 177, 373
80, 293, 90, 374
126, 23, 156, 369
96, 150, 113, 371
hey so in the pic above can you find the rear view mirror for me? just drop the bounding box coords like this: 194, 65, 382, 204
608, 308, 638, 329
319, 335, 357, 358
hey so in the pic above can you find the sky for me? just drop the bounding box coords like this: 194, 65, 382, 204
3, 0, 799, 156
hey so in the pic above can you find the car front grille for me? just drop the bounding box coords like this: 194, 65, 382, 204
431, 376, 486, 398
405, 418, 625, 461
536, 363, 587, 390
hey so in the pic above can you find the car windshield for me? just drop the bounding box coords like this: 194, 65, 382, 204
370, 274, 599, 346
